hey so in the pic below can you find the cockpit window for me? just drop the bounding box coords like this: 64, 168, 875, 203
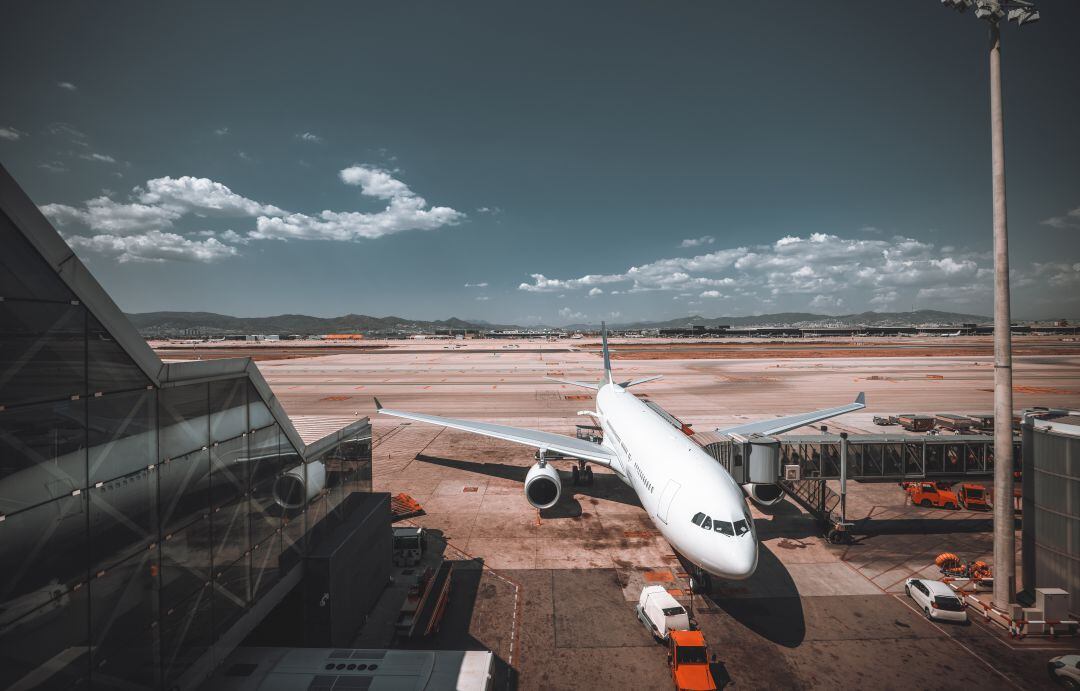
701, 516, 712, 530
691, 512, 706, 527
714, 521, 734, 536
734, 519, 750, 536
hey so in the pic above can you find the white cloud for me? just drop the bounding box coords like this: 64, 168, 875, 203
517, 232, 1010, 312
38, 161, 67, 173
214, 127, 230, 136
57, 81, 77, 91
44, 164, 465, 262
558, 307, 587, 322
254, 166, 463, 241
859, 225, 883, 234
475, 296, 490, 301
65, 230, 237, 263
0, 126, 26, 141
139, 176, 286, 216
464, 282, 488, 288
46, 122, 88, 146
80, 152, 116, 164
588, 287, 603, 296
297, 132, 323, 144
1042, 206, 1080, 229
41, 197, 184, 234
680, 235, 715, 248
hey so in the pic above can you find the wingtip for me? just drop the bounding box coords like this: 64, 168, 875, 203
855, 391, 865, 405
373, 396, 383, 411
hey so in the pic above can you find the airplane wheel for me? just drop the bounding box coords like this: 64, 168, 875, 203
584, 466, 594, 485
572, 466, 580, 485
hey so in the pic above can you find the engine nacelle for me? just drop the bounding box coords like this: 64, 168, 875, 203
743, 482, 784, 507
524, 462, 561, 509
273, 461, 327, 509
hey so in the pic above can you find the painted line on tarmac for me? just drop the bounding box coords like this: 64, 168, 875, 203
892, 594, 1023, 689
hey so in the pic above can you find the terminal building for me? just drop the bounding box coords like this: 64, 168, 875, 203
0, 166, 375, 688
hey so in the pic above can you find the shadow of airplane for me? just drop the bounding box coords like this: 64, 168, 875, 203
690, 547, 807, 649
414, 454, 642, 509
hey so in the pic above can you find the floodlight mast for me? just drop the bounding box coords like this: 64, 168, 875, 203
940, 0, 1039, 612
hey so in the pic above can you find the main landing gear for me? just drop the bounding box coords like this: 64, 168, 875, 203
571, 462, 594, 486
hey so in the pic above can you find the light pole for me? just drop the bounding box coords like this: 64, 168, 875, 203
940, 0, 1040, 611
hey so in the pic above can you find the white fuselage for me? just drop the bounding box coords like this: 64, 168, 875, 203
595, 382, 758, 580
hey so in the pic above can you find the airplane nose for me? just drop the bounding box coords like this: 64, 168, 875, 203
723, 540, 759, 580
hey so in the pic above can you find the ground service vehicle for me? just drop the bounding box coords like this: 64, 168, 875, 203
668, 630, 717, 691
956, 483, 989, 510
907, 482, 958, 509
393, 526, 425, 566
636, 585, 689, 641
1048, 654, 1080, 689
905, 578, 968, 624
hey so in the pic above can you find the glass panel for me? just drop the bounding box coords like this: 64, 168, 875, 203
0, 210, 76, 302
210, 436, 249, 570
249, 424, 282, 490
805, 443, 821, 477
247, 382, 273, 431
883, 443, 903, 476
160, 516, 212, 614
160, 583, 213, 686
88, 388, 156, 484
159, 384, 207, 460
159, 449, 210, 535
89, 549, 159, 688
865, 444, 883, 476
0, 494, 90, 689
926, 444, 944, 474
848, 443, 864, 476
0, 299, 85, 406
89, 465, 158, 572
904, 443, 923, 475
210, 379, 246, 443
250, 529, 282, 601
0, 397, 86, 513
964, 444, 983, 473
213, 554, 250, 635
822, 443, 840, 477
87, 314, 151, 394
945, 444, 964, 473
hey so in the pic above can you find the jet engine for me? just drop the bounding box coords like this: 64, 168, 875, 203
524, 462, 561, 509
742, 482, 784, 507
273, 461, 327, 510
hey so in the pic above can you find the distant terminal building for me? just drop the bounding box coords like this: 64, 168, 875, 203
1022, 411, 1080, 616
0, 166, 380, 689
323, 333, 366, 340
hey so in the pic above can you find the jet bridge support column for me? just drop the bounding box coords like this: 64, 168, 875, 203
826, 432, 854, 545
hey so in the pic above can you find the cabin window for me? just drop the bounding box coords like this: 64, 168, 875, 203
691, 512, 706, 526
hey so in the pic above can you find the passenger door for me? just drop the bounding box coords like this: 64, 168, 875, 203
657, 479, 682, 524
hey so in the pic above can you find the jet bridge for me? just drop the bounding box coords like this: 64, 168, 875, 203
698, 432, 1020, 543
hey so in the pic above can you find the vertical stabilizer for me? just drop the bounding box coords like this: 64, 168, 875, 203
601, 321, 613, 385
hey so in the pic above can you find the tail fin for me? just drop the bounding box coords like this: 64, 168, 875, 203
601, 321, 613, 385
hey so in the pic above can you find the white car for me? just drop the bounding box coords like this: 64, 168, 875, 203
1049, 655, 1080, 689
904, 578, 968, 624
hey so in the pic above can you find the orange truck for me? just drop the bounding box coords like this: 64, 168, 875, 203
667, 629, 717, 691
906, 482, 959, 509
955, 483, 989, 510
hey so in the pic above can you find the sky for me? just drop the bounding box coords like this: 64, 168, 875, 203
2, 1, 1079, 325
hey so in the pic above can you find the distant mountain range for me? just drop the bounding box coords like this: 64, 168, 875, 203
125, 309, 992, 337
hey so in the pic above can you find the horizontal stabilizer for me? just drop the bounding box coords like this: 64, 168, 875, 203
619, 375, 662, 388
716, 392, 866, 437
545, 376, 599, 390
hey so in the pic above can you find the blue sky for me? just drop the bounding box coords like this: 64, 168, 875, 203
2, 1, 1078, 323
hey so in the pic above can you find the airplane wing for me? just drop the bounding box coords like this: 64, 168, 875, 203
715, 392, 865, 437
374, 398, 616, 466
544, 376, 599, 390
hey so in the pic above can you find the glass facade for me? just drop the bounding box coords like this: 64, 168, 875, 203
0, 208, 372, 689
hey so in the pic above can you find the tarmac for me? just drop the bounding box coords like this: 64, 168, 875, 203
164, 337, 1080, 689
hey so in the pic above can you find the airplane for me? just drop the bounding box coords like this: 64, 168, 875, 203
374, 324, 865, 590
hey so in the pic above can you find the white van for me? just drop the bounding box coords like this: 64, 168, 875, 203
636, 585, 690, 641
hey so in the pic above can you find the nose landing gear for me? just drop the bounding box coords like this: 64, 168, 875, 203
689, 569, 712, 594
571, 462, 593, 486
